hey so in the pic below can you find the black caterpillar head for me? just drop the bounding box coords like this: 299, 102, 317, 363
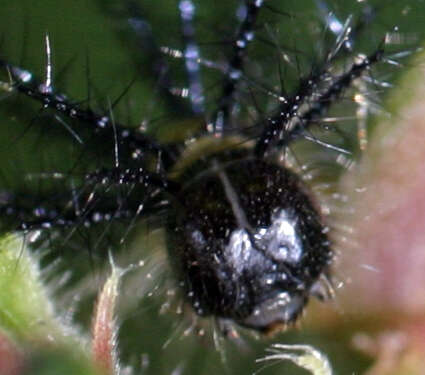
168, 150, 332, 334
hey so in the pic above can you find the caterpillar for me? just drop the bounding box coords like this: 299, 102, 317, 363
0, 1, 423, 374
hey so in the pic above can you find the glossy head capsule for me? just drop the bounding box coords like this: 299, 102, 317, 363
167, 158, 333, 333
